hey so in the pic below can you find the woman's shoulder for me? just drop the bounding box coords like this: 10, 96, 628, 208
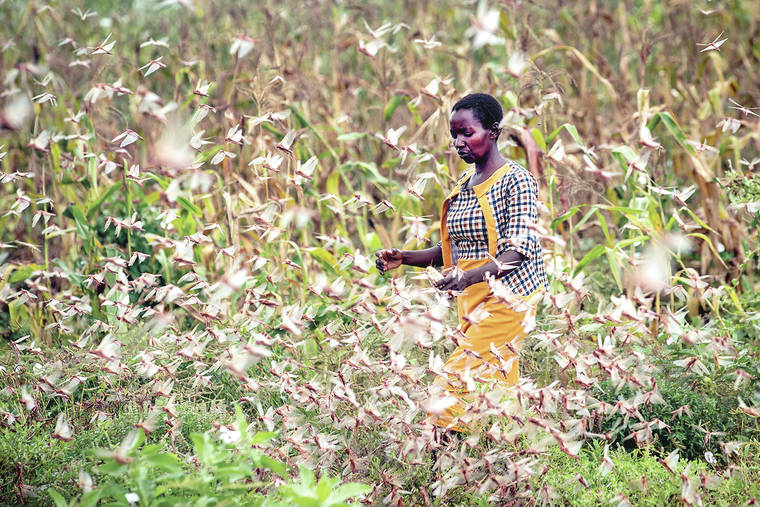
504, 159, 532, 180
495, 160, 536, 191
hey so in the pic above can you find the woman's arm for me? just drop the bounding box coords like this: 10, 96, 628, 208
401, 244, 443, 267
434, 249, 523, 291
376, 243, 443, 274
465, 250, 523, 284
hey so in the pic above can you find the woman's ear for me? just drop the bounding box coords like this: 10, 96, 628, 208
490, 123, 501, 140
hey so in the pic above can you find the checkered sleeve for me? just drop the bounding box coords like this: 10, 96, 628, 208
499, 168, 538, 259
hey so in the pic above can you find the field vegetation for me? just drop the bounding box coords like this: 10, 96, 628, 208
1, 0, 760, 505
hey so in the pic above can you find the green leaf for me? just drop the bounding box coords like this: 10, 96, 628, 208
214, 464, 249, 483
68, 204, 89, 241
570, 207, 598, 235
383, 94, 405, 122
79, 490, 102, 507
595, 209, 612, 246
144, 453, 182, 471
9, 264, 41, 284
611, 145, 638, 180
406, 98, 422, 125
234, 404, 249, 444
605, 249, 623, 292
260, 122, 284, 138
336, 132, 365, 141
726, 286, 745, 315
132, 428, 147, 450
316, 475, 337, 501
144, 191, 161, 206
149, 495, 188, 506
260, 455, 287, 478
47, 488, 67, 507
326, 170, 341, 199
190, 432, 213, 464
141, 443, 163, 455
87, 182, 123, 220
8, 299, 31, 328
650, 111, 696, 155
98, 460, 128, 476
50, 142, 62, 174
611, 145, 637, 165
298, 465, 316, 487
177, 196, 202, 217
328, 482, 372, 503
530, 127, 546, 152
686, 233, 728, 268
550, 206, 581, 230
573, 244, 606, 276
145, 172, 169, 190
251, 431, 278, 445
307, 247, 339, 272
502, 90, 518, 109
499, 10, 515, 40
679, 207, 713, 232
278, 494, 321, 507
615, 235, 649, 249
546, 123, 585, 148
364, 231, 382, 252
96, 483, 130, 506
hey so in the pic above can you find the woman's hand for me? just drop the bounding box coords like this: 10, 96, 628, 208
375, 249, 403, 274
434, 269, 476, 293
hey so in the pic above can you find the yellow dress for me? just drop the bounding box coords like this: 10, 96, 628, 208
428, 161, 546, 431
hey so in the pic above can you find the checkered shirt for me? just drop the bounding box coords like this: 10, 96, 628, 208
446, 161, 547, 296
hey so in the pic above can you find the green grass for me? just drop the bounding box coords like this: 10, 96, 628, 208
533, 442, 760, 507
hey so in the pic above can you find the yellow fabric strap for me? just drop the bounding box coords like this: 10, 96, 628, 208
476, 193, 498, 257
440, 169, 474, 269
472, 163, 512, 198
474, 164, 512, 257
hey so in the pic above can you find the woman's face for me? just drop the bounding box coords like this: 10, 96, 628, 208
449, 108, 494, 164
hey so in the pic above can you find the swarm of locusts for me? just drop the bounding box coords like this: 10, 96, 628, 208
1, 1, 759, 504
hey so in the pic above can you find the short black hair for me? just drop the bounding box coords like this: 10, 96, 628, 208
452, 93, 503, 130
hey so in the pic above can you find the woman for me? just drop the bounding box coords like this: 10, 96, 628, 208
375, 93, 547, 432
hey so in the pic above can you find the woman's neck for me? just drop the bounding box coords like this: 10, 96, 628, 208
472, 149, 507, 181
